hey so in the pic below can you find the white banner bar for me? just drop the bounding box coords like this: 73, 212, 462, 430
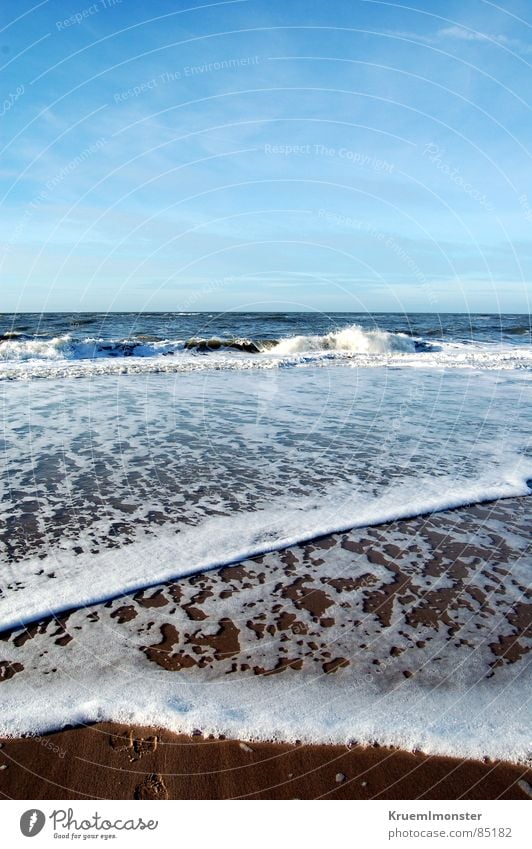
2, 799, 529, 848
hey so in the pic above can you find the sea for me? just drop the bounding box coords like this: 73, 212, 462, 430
1, 311, 531, 757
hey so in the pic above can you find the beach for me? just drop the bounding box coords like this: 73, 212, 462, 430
3, 0, 532, 820
1, 312, 531, 799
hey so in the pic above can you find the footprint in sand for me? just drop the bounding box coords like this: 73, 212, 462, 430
109, 730, 158, 761
134, 773, 168, 800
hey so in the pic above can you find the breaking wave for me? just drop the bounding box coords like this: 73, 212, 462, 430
2, 322, 531, 381
0, 324, 417, 363
270, 325, 416, 354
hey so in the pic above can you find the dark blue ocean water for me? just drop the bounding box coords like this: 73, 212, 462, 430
1, 311, 531, 350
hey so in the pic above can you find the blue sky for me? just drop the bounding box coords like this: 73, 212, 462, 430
1, 0, 532, 312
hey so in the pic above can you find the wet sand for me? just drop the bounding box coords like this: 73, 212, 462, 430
1, 722, 531, 800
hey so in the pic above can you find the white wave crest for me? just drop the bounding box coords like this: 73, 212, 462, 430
270, 324, 415, 355
0, 335, 184, 362
0, 334, 74, 361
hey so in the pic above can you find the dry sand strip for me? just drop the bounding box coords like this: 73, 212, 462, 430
0, 722, 531, 800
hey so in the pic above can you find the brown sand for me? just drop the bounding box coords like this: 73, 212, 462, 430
0, 722, 531, 800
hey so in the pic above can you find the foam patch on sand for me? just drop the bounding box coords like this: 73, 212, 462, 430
1, 499, 530, 762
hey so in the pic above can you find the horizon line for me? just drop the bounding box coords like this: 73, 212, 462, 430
2, 310, 531, 316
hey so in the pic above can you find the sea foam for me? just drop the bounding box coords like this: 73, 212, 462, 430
1, 365, 531, 631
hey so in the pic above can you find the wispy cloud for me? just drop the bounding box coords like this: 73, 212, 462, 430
438, 25, 532, 55
384, 24, 532, 56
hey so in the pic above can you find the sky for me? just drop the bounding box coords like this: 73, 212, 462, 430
1, 0, 532, 313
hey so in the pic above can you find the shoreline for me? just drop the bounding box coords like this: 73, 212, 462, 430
1, 723, 531, 800
2, 490, 531, 636
1, 496, 530, 779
